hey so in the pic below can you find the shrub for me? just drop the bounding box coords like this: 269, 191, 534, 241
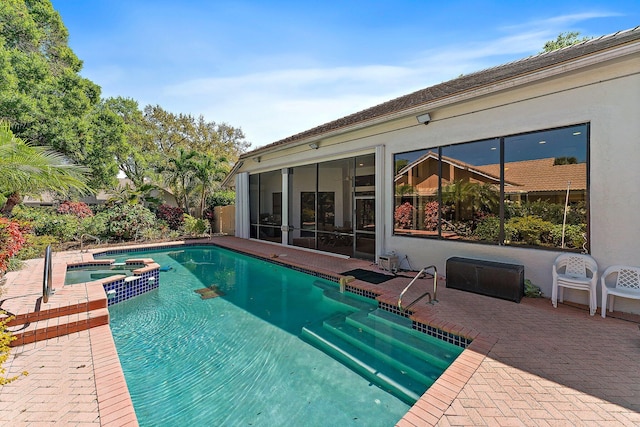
12, 207, 79, 241
524, 279, 543, 298
183, 214, 209, 237
57, 201, 93, 218
207, 190, 235, 207
6, 257, 24, 272
78, 213, 109, 239
566, 200, 587, 225
0, 217, 27, 273
550, 224, 586, 250
423, 201, 439, 231
203, 207, 215, 229
156, 204, 185, 230
103, 204, 158, 241
394, 202, 415, 229
17, 234, 58, 260
41, 215, 80, 242
507, 216, 554, 246
0, 312, 26, 385
473, 216, 501, 242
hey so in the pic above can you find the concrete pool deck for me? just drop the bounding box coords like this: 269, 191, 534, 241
1, 236, 639, 426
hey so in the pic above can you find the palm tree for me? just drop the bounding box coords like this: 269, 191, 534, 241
441, 180, 498, 222
106, 182, 161, 208
160, 148, 198, 214
192, 154, 229, 218
0, 122, 92, 216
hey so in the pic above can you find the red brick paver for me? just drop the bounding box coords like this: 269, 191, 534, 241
1, 236, 639, 426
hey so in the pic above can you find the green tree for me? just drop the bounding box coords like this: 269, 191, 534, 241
105, 182, 161, 208
106, 98, 156, 187
160, 148, 198, 215
144, 105, 249, 166
0, 0, 106, 185
192, 153, 229, 218
541, 31, 592, 53
143, 106, 244, 215
441, 180, 498, 223
0, 121, 91, 216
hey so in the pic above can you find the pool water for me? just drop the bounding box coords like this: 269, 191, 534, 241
64, 265, 136, 285
107, 246, 458, 426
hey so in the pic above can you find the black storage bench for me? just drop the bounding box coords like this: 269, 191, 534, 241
446, 257, 525, 303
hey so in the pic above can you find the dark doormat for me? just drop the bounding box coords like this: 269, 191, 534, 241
339, 269, 395, 284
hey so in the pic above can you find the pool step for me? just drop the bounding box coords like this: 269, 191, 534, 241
8, 307, 109, 347
300, 319, 425, 405
346, 309, 461, 370
323, 315, 444, 386
2, 279, 109, 347
300, 305, 465, 405
313, 280, 378, 312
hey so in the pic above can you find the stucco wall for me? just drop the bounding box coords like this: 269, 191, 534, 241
380, 57, 640, 312
235, 52, 640, 313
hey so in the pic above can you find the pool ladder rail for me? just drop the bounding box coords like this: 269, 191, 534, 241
79, 233, 101, 253
398, 265, 438, 312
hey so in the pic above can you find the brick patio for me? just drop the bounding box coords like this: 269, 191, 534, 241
1, 236, 639, 426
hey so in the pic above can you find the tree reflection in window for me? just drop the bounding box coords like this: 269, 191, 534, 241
393, 124, 589, 251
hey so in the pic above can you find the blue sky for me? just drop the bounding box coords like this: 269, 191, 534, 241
50, 0, 639, 148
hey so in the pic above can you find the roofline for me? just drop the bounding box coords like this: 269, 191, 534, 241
238, 27, 640, 162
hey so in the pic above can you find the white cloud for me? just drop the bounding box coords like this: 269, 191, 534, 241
100, 11, 627, 149
501, 12, 623, 32
161, 65, 423, 147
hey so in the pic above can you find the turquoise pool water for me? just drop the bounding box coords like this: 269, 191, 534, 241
107, 246, 457, 426
64, 265, 136, 285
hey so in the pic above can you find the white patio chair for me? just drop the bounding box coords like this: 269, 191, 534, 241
601, 265, 640, 318
551, 253, 598, 316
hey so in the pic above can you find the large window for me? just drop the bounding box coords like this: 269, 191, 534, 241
393, 124, 589, 251
249, 170, 282, 243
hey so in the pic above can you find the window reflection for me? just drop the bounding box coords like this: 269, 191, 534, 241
393, 124, 589, 251
504, 124, 588, 249
441, 139, 500, 242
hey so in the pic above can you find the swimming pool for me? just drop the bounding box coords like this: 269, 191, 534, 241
107, 246, 461, 426
65, 264, 136, 285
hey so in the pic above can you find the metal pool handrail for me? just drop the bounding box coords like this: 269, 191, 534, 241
398, 265, 438, 312
80, 233, 101, 252
43, 245, 53, 303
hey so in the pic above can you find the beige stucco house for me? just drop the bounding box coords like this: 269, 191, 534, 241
224, 27, 640, 314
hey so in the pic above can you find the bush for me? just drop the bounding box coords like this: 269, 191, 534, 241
423, 201, 439, 231
42, 215, 80, 242
57, 201, 93, 218
550, 224, 586, 250
394, 202, 415, 229
0, 313, 25, 385
156, 204, 184, 230
103, 204, 158, 241
507, 216, 554, 246
12, 207, 79, 241
183, 214, 209, 237
0, 217, 27, 273
78, 212, 109, 239
473, 216, 501, 242
566, 200, 587, 225
207, 190, 235, 207
17, 234, 58, 260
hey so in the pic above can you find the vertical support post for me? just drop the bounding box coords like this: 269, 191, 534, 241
235, 172, 250, 238
281, 168, 290, 245
375, 144, 385, 262
42, 245, 52, 303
